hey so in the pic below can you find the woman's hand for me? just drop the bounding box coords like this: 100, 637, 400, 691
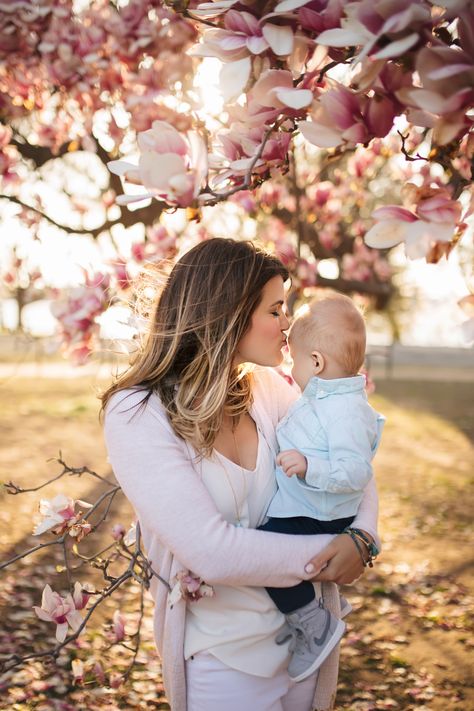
304, 533, 369, 584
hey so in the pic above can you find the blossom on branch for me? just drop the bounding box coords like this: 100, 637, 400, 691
33, 493, 93, 538
108, 121, 208, 208
33, 584, 85, 643
364, 186, 463, 261
168, 570, 214, 607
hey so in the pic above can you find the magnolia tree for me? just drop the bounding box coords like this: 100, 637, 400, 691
1, 0, 474, 695
1, 0, 473, 359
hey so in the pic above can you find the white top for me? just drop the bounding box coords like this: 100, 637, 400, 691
184, 423, 291, 676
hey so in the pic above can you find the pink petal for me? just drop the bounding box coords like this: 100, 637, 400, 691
252, 69, 293, 105
262, 23, 294, 56
219, 34, 248, 51
139, 122, 188, 156
298, 120, 342, 147
139, 152, 186, 192
224, 9, 259, 34
33, 606, 53, 622
321, 87, 360, 129
372, 206, 417, 222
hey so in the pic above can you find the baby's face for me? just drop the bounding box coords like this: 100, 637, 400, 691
289, 342, 315, 392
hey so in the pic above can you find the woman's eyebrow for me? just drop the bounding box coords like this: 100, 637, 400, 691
269, 300, 284, 307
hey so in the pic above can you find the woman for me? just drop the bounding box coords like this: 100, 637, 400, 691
102, 238, 380, 711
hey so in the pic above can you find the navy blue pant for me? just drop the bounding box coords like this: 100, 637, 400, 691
258, 515, 355, 614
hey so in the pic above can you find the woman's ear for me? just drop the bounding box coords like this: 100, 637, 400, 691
311, 350, 325, 375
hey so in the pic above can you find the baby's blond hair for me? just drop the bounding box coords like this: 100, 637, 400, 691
290, 293, 366, 376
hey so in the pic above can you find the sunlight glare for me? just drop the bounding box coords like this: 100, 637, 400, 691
193, 58, 224, 125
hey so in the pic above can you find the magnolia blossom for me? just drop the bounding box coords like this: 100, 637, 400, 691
111, 609, 126, 643
365, 188, 463, 260
316, 0, 431, 63
299, 83, 397, 148
33, 493, 93, 537
169, 571, 214, 607
71, 658, 85, 685
33, 584, 84, 643
108, 121, 208, 209
123, 522, 137, 547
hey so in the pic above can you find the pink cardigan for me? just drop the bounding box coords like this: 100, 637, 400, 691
104, 368, 380, 711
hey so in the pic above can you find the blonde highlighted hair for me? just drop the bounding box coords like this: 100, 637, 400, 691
101, 238, 288, 456
290, 293, 366, 376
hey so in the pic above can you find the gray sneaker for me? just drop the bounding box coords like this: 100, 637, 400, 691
278, 598, 345, 682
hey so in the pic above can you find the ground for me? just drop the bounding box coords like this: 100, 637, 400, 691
0, 371, 472, 711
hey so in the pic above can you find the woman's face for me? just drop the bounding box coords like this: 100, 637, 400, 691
235, 275, 290, 367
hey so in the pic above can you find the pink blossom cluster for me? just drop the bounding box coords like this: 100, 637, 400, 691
365, 185, 465, 261
0, 0, 197, 152
168, 570, 214, 607
108, 0, 473, 235
50, 272, 111, 364
33, 581, 91, 643
33, 493, 93, 541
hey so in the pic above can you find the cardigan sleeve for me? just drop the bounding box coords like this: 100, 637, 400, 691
104, 389, 334, 588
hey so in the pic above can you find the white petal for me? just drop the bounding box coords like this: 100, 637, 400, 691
55, 622, 69, 643
229, 157, 265, 171
262, 23, 294, 56
364, 220, 410, 249
298, 120, 342, 147
275, 87, 313, 109
372, 32, 419, 60
168, 581, 183, 607
316, 27, 369, 47
139, 152, 185, 191
219, 57, 251, 102
187, 0, 238, 19
404, 89, 447, 114
274, 0, 311, 11
107, 160, 137, 177
427, 63, 473, 80
115, 193, 152, 206
33, 519, 57, 536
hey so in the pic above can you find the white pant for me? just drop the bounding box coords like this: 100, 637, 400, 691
186, 651, 318, 711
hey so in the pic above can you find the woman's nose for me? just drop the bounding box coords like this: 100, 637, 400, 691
281, 313, 290, 330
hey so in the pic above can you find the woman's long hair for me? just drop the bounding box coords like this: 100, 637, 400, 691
101, 238, 288, 456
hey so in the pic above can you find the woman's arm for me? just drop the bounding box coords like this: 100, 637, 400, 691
305, 477, 380, 584
104, 390, 333, 588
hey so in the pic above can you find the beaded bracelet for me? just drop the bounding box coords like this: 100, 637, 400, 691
342, 527, 379, 568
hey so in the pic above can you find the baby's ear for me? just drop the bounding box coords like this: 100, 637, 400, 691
311, 350, 325, 375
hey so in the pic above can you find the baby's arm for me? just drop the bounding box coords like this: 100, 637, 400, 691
298, 414, 376, 493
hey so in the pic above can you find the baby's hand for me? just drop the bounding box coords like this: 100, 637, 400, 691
276, 450, 308, 479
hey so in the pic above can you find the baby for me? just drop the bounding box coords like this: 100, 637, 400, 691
259, 293, 385, 682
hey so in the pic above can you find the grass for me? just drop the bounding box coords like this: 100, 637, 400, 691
0, 372, 473, 710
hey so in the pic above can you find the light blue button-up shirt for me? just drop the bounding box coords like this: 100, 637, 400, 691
266, 375, 385, 521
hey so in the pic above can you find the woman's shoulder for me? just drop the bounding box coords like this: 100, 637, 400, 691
252, 366, 299, 419
105, 386, 167, 425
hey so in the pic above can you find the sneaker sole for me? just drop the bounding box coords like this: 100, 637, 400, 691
289, 619, 346, 683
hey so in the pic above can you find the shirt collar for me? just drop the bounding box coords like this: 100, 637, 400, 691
302, 374, 366, 399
